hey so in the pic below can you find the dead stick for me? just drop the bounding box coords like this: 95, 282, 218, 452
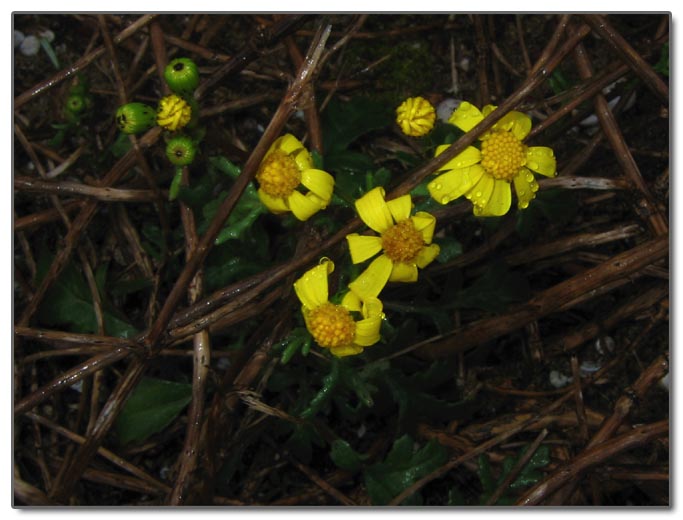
516, 420, 668, 505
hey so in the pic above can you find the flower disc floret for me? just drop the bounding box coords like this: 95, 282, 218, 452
307, 303, 357, 349
396, 96, 436, 137
381, 219, 425, 263
256, 149, 302, 198
157, 94, 192, 131
428, 101, 557, 216
480, 130, 527, 181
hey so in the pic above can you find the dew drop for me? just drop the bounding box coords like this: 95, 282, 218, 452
526, 173, 534, 182
440, 196, 450, 204
475, 191, 482, 198
435, 183, 442, 190
519, 201, 529, 209
518, 189, 526, 196
528, 161, 539, 170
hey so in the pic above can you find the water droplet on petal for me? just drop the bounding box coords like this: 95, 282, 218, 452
531, 182, 539, 192
526, 173, 534, 182
528, 161, 539, 171
518, 190, 526, 196
475, 191, 482, 198
519, 201, 529, 209
440, 196, 450, 204
435, 183, 442, 190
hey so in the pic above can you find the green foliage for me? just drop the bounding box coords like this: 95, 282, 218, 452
477, 444, 551, 505
115, 377, 192, 445
36, 252, 138, 338
363, 435, 447, 505
455, 260, 531, 313
330, 439, 367, 472
322, 97, 393, 154
516, 189, 579, 239
654, 42, 669, 77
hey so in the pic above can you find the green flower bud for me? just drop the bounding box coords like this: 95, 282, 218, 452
166, 135, 197, 166
164, 58, 200, 96
116, 102, 157, 134
66, 94, 87, 115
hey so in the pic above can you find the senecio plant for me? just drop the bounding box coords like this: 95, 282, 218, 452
112, 84, 557, 359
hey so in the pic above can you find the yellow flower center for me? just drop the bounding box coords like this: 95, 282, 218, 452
157, 95, 192, 132
480, 130, 527, 181
256, 150, 302, 198
307, 303, 356, 349
381, 219, 424, 263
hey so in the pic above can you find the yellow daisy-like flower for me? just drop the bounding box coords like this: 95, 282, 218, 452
346, 187, 440, 300
157, 94, 192, 131
255, 134, 334, 221
293, 259, 384, 358
428, 101, 557, 216
396, 96, 436, 137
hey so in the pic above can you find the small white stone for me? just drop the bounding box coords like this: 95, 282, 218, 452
39, 29, 55, 42
436, 98, 462, 123
595, 336, 615, 355
659, 373, 670, 392
580, 359, 602, 376
356, 423, 367, 439
20, 35, 40, 56
14, 30, 25, 48
549, 370, 572, 388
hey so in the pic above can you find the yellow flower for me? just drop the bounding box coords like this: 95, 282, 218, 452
346, 187, 440, 300
396, 96, 436, 137
157, 94, 192, 131
255, 134, 334, 221
293, 259, 384, 357
428, 101, 557, 216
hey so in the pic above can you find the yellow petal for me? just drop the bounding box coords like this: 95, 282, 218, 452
361, 296, 383, 319
482, 104, 497, 117
354, 315, 382, 347
416, 243, 440, 268
341, 290, 362, 313
386, 194, 412, 223
389, 262, 418, 282
526, 147, 557, 177
348, 254, 392, 299
257, 189, 289, 214
329, 344, 364, 357
474, 179, 511, 217
467, 172, 495, 210
346, 234, 383, 264
493, 110, 532, 141
293, 261, 333, 309
448, 101, 484, 132
513, 168, 539, 209
288, 191, 325, 221
301, 168, 334, 202
411, 212, 436, 244
428, 165, 485, 204
278, 134, 305, 155
355, 187, 393, 233
294, 148, 313, 171
439, 146, 482, 172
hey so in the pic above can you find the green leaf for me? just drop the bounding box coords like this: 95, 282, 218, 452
478, 444, 551, 504
364, 435, 447, 505
330, 439, 364, 472
36, 253, 138, 338
115, 377, 192, 445
435, 236, 463, 263
322, 97, 393, 153
456, 261, 530, 313
516, 189, 578, 240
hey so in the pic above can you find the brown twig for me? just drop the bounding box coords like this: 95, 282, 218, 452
582, 14, 668, 105
516, 420, 668, 505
